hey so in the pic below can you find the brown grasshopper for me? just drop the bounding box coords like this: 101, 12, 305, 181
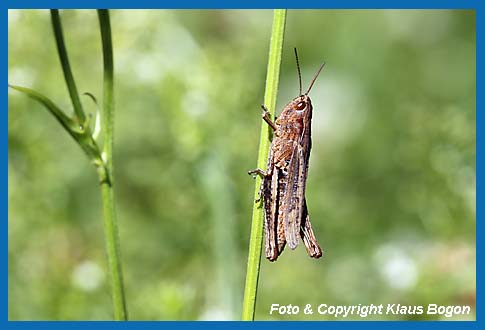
249, 48, 325, 262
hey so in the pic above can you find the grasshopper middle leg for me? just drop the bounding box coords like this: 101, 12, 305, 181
248, 167, 271, 203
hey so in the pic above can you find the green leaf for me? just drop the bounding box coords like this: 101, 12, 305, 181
82, 92, 102, 140
9, 84, 76, 133
8, 84, 104, 168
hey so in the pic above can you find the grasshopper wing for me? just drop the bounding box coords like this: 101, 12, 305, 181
282, 142, 306, 249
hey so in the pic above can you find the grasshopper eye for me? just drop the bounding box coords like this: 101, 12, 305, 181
295, 101, 306, 110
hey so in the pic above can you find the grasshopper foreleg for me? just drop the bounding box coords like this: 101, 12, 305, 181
261, 105, 278, 132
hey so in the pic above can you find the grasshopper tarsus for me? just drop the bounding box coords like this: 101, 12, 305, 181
267, 255, 278, 262
248, 168, 267, 178
260, 105, 279, 120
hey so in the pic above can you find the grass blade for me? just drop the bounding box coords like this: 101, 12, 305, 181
8, 84, 106, 175
242, 9, 287, 321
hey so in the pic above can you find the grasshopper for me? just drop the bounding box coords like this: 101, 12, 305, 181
249, 48, 325, 262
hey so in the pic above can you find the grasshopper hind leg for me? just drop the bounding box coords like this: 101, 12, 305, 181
300, 198, 323, 259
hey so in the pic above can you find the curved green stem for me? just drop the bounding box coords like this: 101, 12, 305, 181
97, 10, 128, 321
50, 9, 85, 123
242, 9, 287, 321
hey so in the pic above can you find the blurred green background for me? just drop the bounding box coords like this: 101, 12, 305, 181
8, 9, 475, 320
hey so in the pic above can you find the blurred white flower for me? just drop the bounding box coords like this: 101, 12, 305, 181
375, 245, 418, 290
71, 260, 104, 292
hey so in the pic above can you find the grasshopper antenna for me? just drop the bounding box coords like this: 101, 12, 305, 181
294, 48, 303, 96
305, 61, 326, 95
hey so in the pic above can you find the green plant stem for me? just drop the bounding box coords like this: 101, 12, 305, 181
100, 183, 127, 320
242, 9, 287, 321
97, 10, 128, 320
50, 9, 85, 123
98, 10, 114, 175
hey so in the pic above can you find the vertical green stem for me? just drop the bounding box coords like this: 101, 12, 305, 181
98, 10, 114, 175
242, 9, 287, 321
100, 183, 127, 320
97, 10, 128, 320
50, 9, 85, 123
